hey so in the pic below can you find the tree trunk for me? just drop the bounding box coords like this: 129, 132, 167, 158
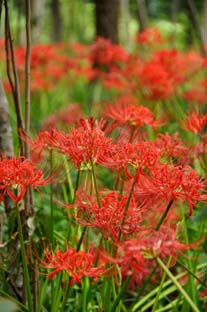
201, 0, 207, 46
51, 0, 62, 42
95, 0, 120, 44
31, 0, 45, 43
186, 0, 207, 56
120, 0, 130, 44
0, 0, 3, 24
0, 75, 14, 215
137, 0, 148, 32
0, 77, 14, 158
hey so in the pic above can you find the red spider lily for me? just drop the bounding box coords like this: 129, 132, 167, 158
138, 61, 174, 100
118, 226, 197, 264
0, 157, 48, 202
184, 112, 207, 133
99, 141, 160, 177
184, 51, 205, 75
42, 248, 106, 284
42, 103, 83, 130
134, 164, 206, 216
151, 49, 188, 86
104, 96, 157, 129
191, 134, 207, 159
101, 242, 149, 286
58, 118, 112, 168
183, 79, 207, 104
154, 132, 189, 165
102, 70, 130, 91
20, 129, 66, 159
74, 191, 143, 241
90, 37, 128, 70
136, 27, 163, 46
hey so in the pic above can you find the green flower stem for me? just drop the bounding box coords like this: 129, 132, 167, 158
156, 257, 199, 312
81, 277, 90, 312
181, 206, 198, 308
151, 257, 172, 312
155, 199, 173, 231
76, 226, 87, 252
50, 149, 54, 247
0, 289, 28, 311
74, 169, 80, 202
118, 179, 136, 241
16, 205, 33, 312
37, 278, 48, 312
90, 158, 100, 208
60, 275, 71, 312
51, 273, 62, 312
110, 275, 131, 312
63, 156, 74, 202
131, 262, 207, 312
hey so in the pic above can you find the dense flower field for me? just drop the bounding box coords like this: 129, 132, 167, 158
0, 28, 207, 311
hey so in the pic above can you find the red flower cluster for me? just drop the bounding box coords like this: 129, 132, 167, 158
154, 132, 189, 165
0, 156, 47, 202
104, 95, 157, 129
58, 118, 112, 168
75, 191, 143, 241
42, 103, 83, 130
134, 164, 206, 216
43, 247, 106, 284
90, 37, 128, 71
136, 27, 163, 46
184, 112, 207, 133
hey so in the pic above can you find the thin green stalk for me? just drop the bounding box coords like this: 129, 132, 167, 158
81, 277, 90, 312
156, 257, 199, 312
0, 289, 28, 311
74, 169, 80, 203
90, 158, 100, 208
16, 206, 33, 312
151, 257, 172, 312
110, 275, 132, 312
63, 156, 74, 202
37, 278, 48, 312
50, 149, 54, 247
118, 179, 136, 241
155, 200, 173, 231
177, 259, 207, 288
51, 273, 62, 312
60, 275, 71, 312
76, 226, 87, 252
181, 206, 199, 310
131, 262, 207, 312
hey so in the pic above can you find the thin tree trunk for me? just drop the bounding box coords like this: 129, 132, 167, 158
51, 0, 62, 42
137, 0, 148, 32
186, 0, 207, 56
0, 75, 14, 215
171, 0, 180, 47
31, 0, 45, 43
0, 76, 13, 158
95, 0, 120, 44
0, 0, 3, 24
201, 0, 207, 46
120, 0, 130, 44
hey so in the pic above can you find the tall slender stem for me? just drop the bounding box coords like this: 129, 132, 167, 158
16, 205, 33, 312
4, 0, 24, 154
156, 257, 199, 312
155, 199, 173, 231
109, 275, 131, 312
90, 158, 100, 208
25, 0, 31, 159
50, 149, 54, 247
118, 178, 136, 241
